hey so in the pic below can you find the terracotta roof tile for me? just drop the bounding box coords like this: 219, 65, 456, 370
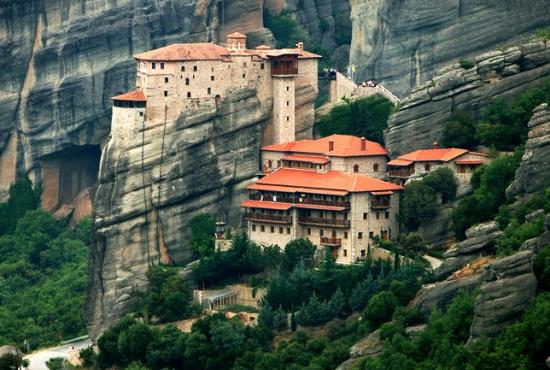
135, 43, 231, 61
396, 148, 469, 162
262, 134, 388, 157
241, 200, 292, 210
387, 158, 413, 166
256, 168, 402, 193
281, 154, 330, 164
248, 183, 348, 196
111, 89, 147, 102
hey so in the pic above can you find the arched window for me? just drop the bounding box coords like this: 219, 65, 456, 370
353, 164, 359, 173
373, 163, 379, 172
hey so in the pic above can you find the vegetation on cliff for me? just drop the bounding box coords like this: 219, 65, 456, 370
0, 178, 89, 349
316, 96, 394, 144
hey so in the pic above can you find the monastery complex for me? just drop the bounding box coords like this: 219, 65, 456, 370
109, 33, 493, 265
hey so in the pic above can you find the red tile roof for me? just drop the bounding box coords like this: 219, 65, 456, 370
282, 154, 330, 164
386, 158, 413, 166
111, 89, 147, 102
241, 200, 293, 210
262, 134, 388, 157
248, 183, 349, 196
135, 43, 231, 61
257, 168, 402, 193
392, 148, 469, 163
227, 32, 246, 38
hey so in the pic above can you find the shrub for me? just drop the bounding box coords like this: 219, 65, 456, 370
534, 246, 550, 292
537, 26, 550, 40
422, 167, 458, 203
363, 291, 399, 328
496, 216, 545, 256
189, 213, 216, 257
459, 60, 475, 69
143, 267, 191, 322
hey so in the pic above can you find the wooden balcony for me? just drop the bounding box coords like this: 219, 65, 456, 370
298, 216, 350, 228
389, 169, 413, 178
249, 193, 295, 203
244, 213, 292, 224
370, 199, 391, 209
298, 197, 350, 208
320, 237, 342, 247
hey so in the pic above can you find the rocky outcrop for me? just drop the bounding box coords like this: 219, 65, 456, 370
507, 104, 550, 197
468, 250, 537, 342
417, 204, 455, 250
0, 0, 268, 203
86, 89, 270, 340
436, 221, 502, 279
350, 0, 550, 97
384, 38, 550, 156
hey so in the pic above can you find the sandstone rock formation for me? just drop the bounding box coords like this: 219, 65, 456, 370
507, 104, 550, 198
468, 250, 538, 342
86, 89, 270, 340
350, 0, 550, 97
384, 38, 550, 156
0, 0, 268, 205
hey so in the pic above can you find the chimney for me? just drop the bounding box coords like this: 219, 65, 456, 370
433, 141, 440, 149
328, 140, 334, 151
360, 137, 366, 151
296, 42, 304, 51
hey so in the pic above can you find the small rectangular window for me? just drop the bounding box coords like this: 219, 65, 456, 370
164, 91, 168, 97
261, 225, 265, 232
242, 73, 246, 78
251, 224, 256, 231
152, 62, 156, 69
363, 213, 367, 220
279, 227, 283, 234
343, 249, 348, 257
286, 228, 291, 234
358, 232, 363, 239
160, 62, 164, 69
193, 65, 198, 72
181, 66, 185, 72
286, 101, 290, 106
369, 231, 374, 239
286, 86, 289, 91
139, 112, 144, 116
307, 228, 311, 235
187, 92, 191, 98
211, 76, 215, 81
376, 212, 380, 219
207, 87, 211, 95
320, 229, 324, 236
344, 232, 348, 239
286, 116, 289, 121
261, 63, 265, 70
270, 226, 275, 233
361, 250, 366, 257
164, 77, 169, 83
385, 211, 390, 219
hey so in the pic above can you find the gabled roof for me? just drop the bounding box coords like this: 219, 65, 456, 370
389, 148, 469, 164
262, 134, 388, 157
111, 89, 147, 102
134, 43, 231, 61
256, 168, 403, 193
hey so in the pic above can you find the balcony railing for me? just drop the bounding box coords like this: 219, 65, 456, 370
371, 199, 391, 209
249, 193, 295, 203
298, 197, 350, 208
298, 216, 350, 228
320, 237, 342, 247
389, 169, 413, 178
244, 213, 293, 224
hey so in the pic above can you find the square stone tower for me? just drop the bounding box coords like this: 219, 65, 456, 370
270, 52, 299, 144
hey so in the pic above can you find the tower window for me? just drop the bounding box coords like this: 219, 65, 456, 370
185, 78, 190, 85
164, 91, 168, 97
286, 228, 290, 234
181, 66, 185, 72
353, 164, 359, 173
152, 62, 156, 69
164, 77, 169, 83
358, 232, 363, 239
343, 249, 347, 257
187, 92, 191, 98
139, 112, 144, 116
261, 63, 265, 70
373, 163, 379, 172
193, 65, 198, 72
243, 62, 247, 67
286, 86, 289, 91
286, 116, 289, 121
286, 101, 289, 106
160, 62, 164, 69
363, 212, 367, 220
270, 226, 275, 233
207, 87, 211, 95
307, 228, 311, 235
385, 211, 390, 219
242, 73, 246, 78
211, 76, 215, 81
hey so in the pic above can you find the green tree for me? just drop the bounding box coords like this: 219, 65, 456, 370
400, 182, 438, 230
422, 167, 458, 203
283, 238, 316, 271
117, 322, 155, 365
441, 110, 476, 148
363, 291, 399, 328
189, 213, 216, 257
144, 267, 191, 322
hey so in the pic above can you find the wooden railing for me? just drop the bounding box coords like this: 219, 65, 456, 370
298, 216, 350, 228
244, 213, 292, 224
298, 197, 350, 208
389, 169, 413, 178
371, 199, 391, 209
249, 193, 294, 203
320, 237, 342, 246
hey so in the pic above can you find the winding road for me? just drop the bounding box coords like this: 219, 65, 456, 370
23, 337, 92, 370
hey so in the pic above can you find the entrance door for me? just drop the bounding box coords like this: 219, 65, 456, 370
381, 230, 389, 241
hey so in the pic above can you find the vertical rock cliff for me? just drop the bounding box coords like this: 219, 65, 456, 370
350, 0, 550, 97
87, 89, 270, 339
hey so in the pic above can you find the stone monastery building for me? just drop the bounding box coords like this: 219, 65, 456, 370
110, 32, 320, 144
241, 134, 403, 264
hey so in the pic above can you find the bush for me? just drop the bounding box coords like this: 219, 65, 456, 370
442, 110, 477, 148
459, 60, 475, 69
400, 182, 438, 231
422, 167, 458, 203
143, 267, 191, 322
189, 213, 216, 257
537, 26, 550, 40
264, 11, 307, 49
534, 246, 550, 292
496, 216, 545, 256
362, 291, 399, 328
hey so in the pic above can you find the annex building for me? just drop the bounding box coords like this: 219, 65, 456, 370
109, 32, 320, 145
241, 134, 403, 264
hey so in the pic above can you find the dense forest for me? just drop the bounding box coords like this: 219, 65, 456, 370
0, 178, 90, 349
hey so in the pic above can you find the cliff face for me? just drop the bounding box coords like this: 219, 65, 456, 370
0, 0, 266, 202
349, 0, 550, 97
86, 89, 270, 339
385, 38, 550, 156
